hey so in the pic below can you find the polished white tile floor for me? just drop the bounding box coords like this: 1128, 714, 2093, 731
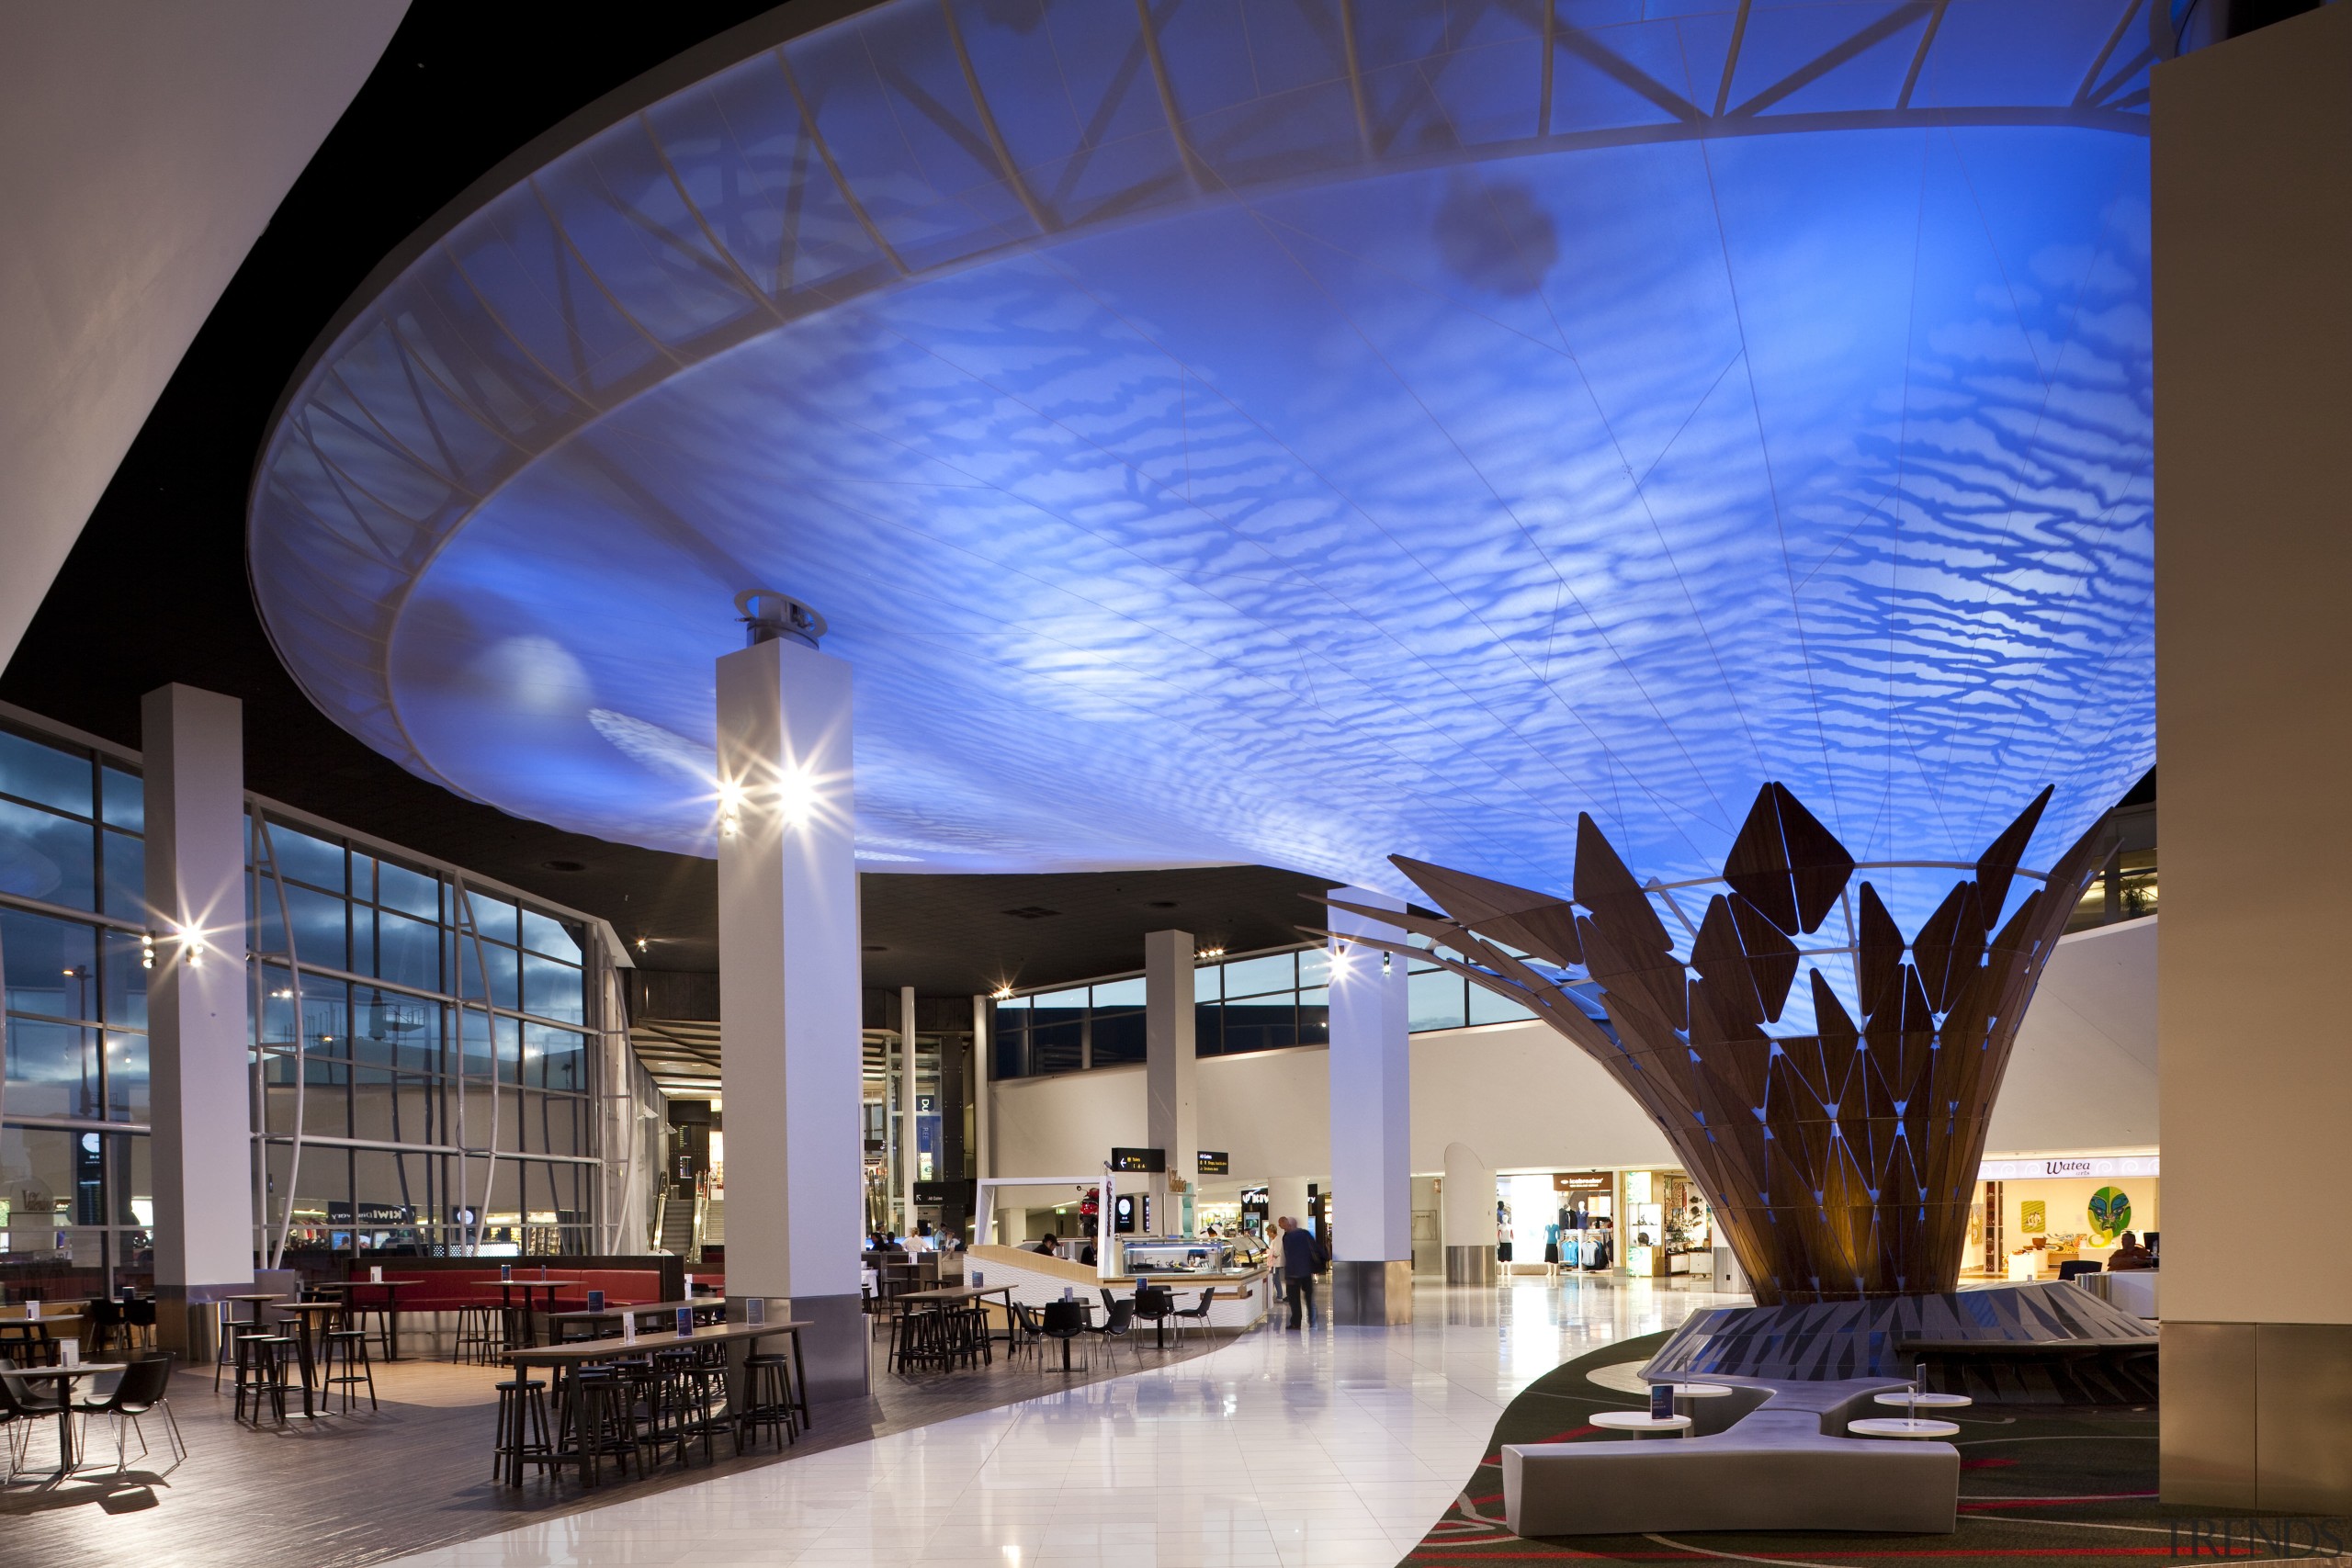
390, 1277, 1744, 1568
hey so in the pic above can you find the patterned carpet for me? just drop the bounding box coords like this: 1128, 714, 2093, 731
1399, 1330, 2188, 1565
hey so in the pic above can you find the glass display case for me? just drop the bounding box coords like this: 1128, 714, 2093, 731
1117, 1236, 1250, 1276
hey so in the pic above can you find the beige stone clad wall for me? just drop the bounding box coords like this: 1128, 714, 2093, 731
2154, 3, 2352, 1510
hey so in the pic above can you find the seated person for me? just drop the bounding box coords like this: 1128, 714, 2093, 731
1028, 1231, 1060, 1255
2108, 1230, 2155, 1269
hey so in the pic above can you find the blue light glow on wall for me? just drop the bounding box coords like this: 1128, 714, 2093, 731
251, 1, 2158, 912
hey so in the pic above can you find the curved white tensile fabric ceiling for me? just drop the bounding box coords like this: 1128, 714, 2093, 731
252, 0, 2159, 918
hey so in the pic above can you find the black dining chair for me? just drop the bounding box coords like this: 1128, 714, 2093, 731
1040, 1299, 1091, 1372
1169, 1288, 1217, 1346
0, 1363, 63, 1480
1089, 1299, 1144, 1366
75, 1354, 184, 1470
1131, 1285, 1176, 1348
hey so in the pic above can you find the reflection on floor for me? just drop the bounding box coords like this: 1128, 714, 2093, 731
369, 1276, 1744, 1568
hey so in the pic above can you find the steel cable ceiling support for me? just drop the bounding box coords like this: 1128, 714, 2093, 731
254, 813, 309, 1270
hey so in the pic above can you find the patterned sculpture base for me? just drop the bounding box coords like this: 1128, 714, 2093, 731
1639, 1280, 2155, 1383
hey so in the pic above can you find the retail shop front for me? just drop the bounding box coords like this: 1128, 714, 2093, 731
1491, 1168, 1718, 1281
1966, 1154, 2161, 1285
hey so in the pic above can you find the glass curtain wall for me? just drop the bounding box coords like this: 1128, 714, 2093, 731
249, 807, 603, 1261
0, 720, 152, 1296
990, 942, 1541, 1080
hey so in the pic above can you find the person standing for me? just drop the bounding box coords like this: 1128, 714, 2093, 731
1278, 1215, 1325, 1330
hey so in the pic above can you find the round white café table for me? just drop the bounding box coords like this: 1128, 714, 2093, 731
1874, 1392, 1972, 1412
1849, 1416, 1962, 1439
1592, 1410, 1693, 1438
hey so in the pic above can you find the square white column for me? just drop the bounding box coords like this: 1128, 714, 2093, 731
716, 637, 866, 1398
1329, 886, 1412, 1322
141, 683, 254, 1349
1145, 929, 1197, 1234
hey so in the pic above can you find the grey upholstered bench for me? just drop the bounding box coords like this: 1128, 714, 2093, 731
1502, 1379, 1960, 1537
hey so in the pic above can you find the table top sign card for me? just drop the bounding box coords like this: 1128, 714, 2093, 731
622, 1312, 637, 1343
746, 1297, 765, 1326
501, 1263, 513, 1281
60, 1339, 79, 1368
370, 1265, 383, 1283
971, 1269, 984, 1287
675, 1306, 694, 1337
684, 1272, 695, 1295
1649, 1383, 1673, 1422
586, 1289, 605, 1314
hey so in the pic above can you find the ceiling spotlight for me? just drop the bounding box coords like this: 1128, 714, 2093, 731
635, 936, 650, 953
990, 985, 1014, 1001
1195, 946, 1224, 961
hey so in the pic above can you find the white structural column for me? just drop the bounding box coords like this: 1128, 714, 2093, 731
1328, 886, 1412, 1323
1442, 1141, 1498, 1285
899, 983, 917, 1234
972, 992, 993, 1237
141, 683, 254, 1353
716, 635, 867, 1400
1143, 930, 1198, 1238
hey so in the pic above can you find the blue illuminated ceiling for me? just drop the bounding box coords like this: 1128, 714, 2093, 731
251, 0, 2159, 908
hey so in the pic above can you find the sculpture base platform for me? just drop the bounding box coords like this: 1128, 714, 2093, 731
1642, 1282, 2157, 1391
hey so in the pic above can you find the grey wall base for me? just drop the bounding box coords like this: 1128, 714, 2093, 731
1445, 1245, 1496, 1286
775, 1292, 871, 1404
1332, 1260, 1413, 1325
2163, 1320, 2352, 1512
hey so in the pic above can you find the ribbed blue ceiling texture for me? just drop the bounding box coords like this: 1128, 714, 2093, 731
251, 0, 2158, 925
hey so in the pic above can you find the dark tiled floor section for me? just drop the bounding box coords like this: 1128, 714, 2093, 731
0, 1321, 1213, 1568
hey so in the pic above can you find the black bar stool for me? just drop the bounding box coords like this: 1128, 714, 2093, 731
234, 1332, 297, 1426
322, 1325, 378, 1412
492, 1376, 555, 1485
741, 1351, 799, 1450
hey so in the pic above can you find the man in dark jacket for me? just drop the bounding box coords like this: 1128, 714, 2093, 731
1278, 1215, 1325, 1330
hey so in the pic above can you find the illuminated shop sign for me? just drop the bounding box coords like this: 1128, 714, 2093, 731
1978, 1156, 2158, 1181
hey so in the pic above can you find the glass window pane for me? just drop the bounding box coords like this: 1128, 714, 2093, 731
106, 1030, 148, 1122
0, 728, 92, 815
101, 828, 144, 922
370, 907, 440, 991
0, 1125, 80, 1233
1193, 1002, 1222, 1056
1089, 977, 1144, 1008
1468, 987, 1537, 1026
1220, 1002, 1296, 1055
522, 952, 584, 1023
99, 766, 143, 831
100, 929, 147, 1030
1298, 948, 1331, 987
462, 890, 518, 946
1298, 985, 1329, 1009
1193, 964, 1220, 1002
283, 883, 348, 970
0, 798, 95, 909
265, 822, 346, 893
1090, 1011, 1145, 1066
529, 1023, 587, 1092
1408, 970, 1467, 1032
460, 940, 521, 1010
3, 909, 96, 1018
991, 1014, 1025, 1079
1030, 1020, 1081, 1075
994, 995, 1029, 1012
110, 1132, 152, 1229
1031, 987, 1086, 1010
6, 1018, 98, 1118
376, 859, 439, 920
520, 908, 580, 962
1221, 953, 1295, 999
301, 984, 352, 1058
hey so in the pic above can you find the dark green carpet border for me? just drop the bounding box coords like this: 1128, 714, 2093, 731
1395, 1332, 2256, 1566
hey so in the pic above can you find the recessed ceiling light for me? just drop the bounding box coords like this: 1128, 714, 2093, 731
1001, 906, 1058, 920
